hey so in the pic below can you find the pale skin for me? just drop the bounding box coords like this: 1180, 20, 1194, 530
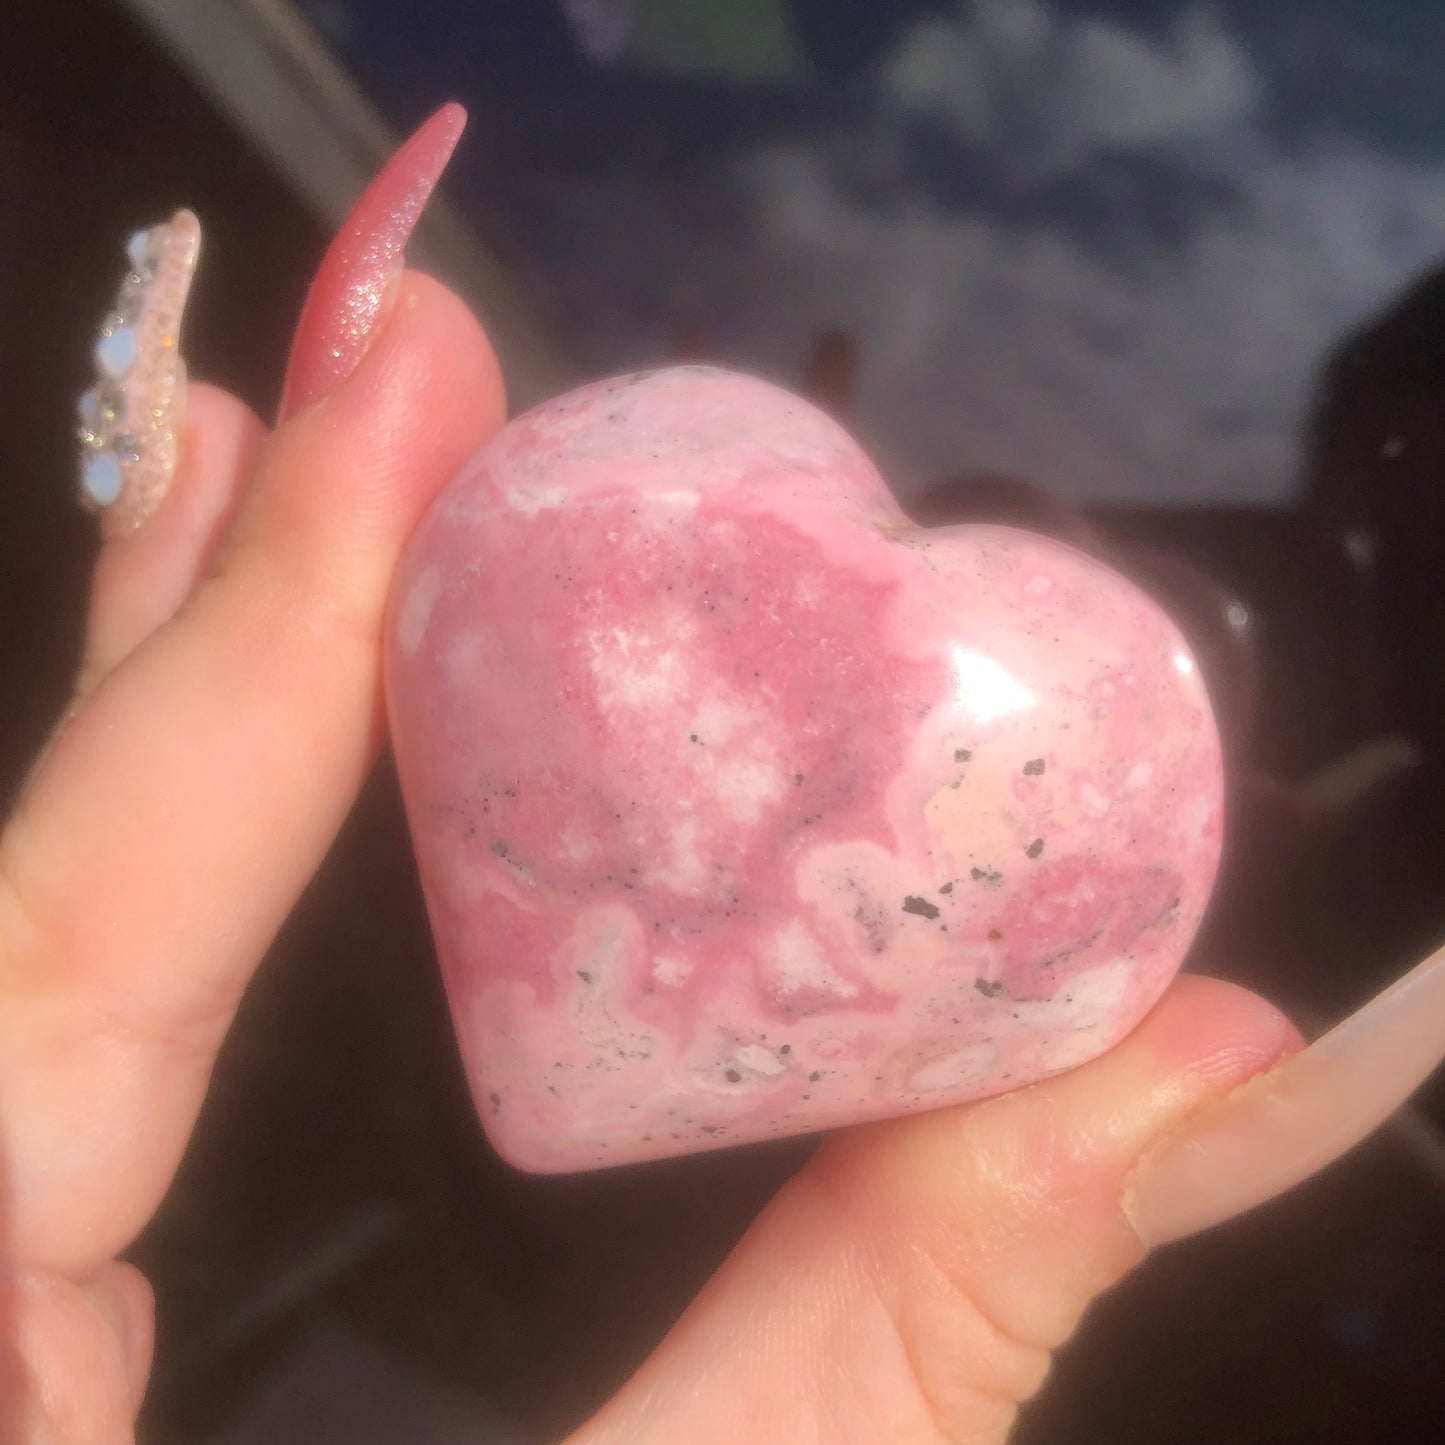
0, 273, 1306, 1444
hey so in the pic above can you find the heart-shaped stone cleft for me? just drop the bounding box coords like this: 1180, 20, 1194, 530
385, 366, 1223, 1172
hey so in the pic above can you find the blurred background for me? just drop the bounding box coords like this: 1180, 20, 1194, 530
4, 1, 1445, 1440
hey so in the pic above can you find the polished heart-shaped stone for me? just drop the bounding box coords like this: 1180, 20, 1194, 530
385, 367, 1222, 1172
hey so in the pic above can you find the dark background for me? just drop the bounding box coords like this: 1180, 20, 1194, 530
3, 2, 1445, 1441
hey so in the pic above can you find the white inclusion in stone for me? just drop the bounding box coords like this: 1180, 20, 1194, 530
644, 491, 701, 512
397, 565, 442, 656
767, 920, 859, 999
441, 852, 489, 906
1078, 781, 1111, 819
81, 452, 123, 506
94, 327, 137, 379
1036, 959, 1136, 1071
588, 622, 691, 710
733, 1043, 786, 1077
652, 955, 692, 987
688, 696, 785, 825
654, 817, 707, 895
505, 483, 569, 516
558, 825, 599, 866
572, 915, 655, 1059
714, 752, 786, 826
1063, 959, 1133, 1027
445, 630, 485, 688
690, 696, 750, 746
792, 572, 823, 608
576, 922, 626, 987
908, 1042, 996, 1093
1124, 759, 1155, 792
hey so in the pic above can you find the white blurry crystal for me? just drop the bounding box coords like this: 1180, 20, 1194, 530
81, 451, 123, 506
95, 327, 137, 379
126, 228, 154, 270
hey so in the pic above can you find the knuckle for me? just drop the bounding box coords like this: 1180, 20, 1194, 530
803, 1156, 1053, 1445
889, 1235, 1052, 1444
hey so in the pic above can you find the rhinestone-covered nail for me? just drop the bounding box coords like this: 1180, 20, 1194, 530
78, 209, 200, 535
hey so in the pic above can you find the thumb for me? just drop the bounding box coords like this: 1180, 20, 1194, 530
570, 976, 1298, 1445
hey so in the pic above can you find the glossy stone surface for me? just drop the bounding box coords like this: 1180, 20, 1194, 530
385, 367, 1223, 1172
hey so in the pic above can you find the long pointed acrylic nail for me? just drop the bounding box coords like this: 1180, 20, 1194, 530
278, 102, 466, 422
79, 210, 200, 536
1123, 940, 1445, 1246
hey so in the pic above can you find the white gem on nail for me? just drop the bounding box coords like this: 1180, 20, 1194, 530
94, 327, 138, 379
81, 452, 124, 506
126, 228, 152, 270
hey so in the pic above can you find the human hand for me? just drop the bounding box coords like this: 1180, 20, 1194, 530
4, 107, 1443, 1445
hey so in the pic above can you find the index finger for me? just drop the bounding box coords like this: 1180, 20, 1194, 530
0, 123, 503, 1276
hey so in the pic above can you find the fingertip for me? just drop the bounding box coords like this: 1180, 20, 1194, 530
169, 386, 267, 545
242, 269, 505, 567
365, 269, 507, 461
182, 382, 266, 449
1126, 973, 1304, 1095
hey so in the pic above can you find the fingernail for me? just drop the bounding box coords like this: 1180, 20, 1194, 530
1123, 940, 1445, 1246
278, 102, 466, 422
78, 209, 200, 536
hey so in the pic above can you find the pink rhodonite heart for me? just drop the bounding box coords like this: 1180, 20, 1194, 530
385, 367, 1223, 1172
